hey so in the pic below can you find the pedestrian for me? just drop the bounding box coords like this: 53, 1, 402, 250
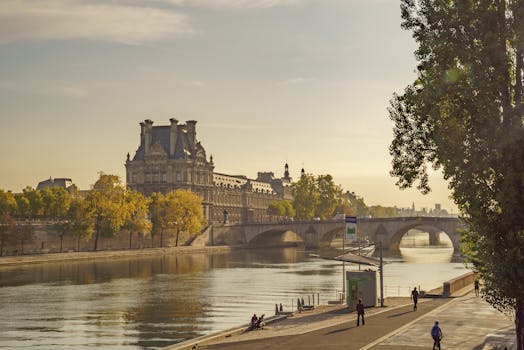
356, 299, 365, 326
411, 287, 419, 311
431, 320, 443, 350
474, 279, 480, 297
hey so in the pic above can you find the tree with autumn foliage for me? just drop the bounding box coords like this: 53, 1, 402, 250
123, 189, 151, 248
0, 190, 17, 256
150, 190, 204, 247
86, 174, 127, 251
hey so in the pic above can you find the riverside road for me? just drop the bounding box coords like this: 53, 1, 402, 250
196, 290, 515, 350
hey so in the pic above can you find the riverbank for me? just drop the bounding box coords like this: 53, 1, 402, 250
0, 245, 236, 269
166, 282, 515, 350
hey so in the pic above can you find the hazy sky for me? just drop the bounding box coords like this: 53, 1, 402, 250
0, 0, 457, 212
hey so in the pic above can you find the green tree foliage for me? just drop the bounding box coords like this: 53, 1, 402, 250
0, 190, 18, 256
41, 187, 71, 220
368, 205, 399, 218
316, 175, 342, 219
123, 189, 152, 248
21, 187, 43, 218
65, 197, 94, 252
0, 190, 17, 216
390, 1, 524, 347
345, 191, 370, 217
14, 193, 30, 218
87, 174, 127, 251
292, 173, 320, 220
268, 200, 296, 220
149, 192, 169, 247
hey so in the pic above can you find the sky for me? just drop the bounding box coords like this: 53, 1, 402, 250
0, 0, 457, 212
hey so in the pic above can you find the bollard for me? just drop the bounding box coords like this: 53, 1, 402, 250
275, 304, 279, 315
308, 295, 310, 305
317, 293, 319, 305
279, 303, 283, 312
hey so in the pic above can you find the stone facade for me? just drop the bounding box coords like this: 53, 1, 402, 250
126, 119, 293, 224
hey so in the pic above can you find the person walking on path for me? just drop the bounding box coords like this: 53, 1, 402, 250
356, 299, 365, 326
411, 287, 419, 311
474, 279, 480, 297
431, 320, 443, 350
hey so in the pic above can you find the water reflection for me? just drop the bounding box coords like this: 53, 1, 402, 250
0, 247, 468, 350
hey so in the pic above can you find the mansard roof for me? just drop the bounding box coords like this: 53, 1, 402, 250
132, 121, 204, 161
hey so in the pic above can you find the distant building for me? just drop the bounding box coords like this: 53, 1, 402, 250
36, 177, 75, 192
125, 119, 293, 224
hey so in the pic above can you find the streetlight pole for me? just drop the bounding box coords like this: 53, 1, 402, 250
379, 240, 384, 307
342, 223, 346, 302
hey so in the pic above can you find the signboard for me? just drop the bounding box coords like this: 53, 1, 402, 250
345, 216, 357, 242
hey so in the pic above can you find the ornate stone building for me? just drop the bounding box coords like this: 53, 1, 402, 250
126, 119, 293, 224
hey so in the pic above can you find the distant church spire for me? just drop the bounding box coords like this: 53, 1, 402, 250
284, 163, 290, 180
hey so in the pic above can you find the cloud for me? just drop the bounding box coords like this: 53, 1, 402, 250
277, 77, 314, 86
0, 0, 193, 45
166, 0, 302, 10
0, 79, 88, 97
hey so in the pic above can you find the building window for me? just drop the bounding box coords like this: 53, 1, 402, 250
176, 171, 182, 182
162, 173, 167, 183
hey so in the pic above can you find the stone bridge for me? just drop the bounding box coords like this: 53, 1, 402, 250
205, 217, 465, 252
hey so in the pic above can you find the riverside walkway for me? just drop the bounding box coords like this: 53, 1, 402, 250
169, 287, 515, 350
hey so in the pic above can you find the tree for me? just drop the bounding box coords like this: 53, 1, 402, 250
149, 192, 169, 247
86, 174, 127, 251
66, 197, 94, 252
14, 193, 31, 219
368, 205, 399, 218
0, 190, 17, 256
41, 187, 71, 220
292, 173, 320, 220
123, 189, 151, 249
149, 190, 204, 247
22, 187, 43, 218
390, 1, 524, 348
165, 189, 205, 247
268, 200, 296, 221
316, 175, 342, 219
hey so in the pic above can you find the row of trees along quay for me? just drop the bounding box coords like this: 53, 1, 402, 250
0, 171, 406, 256
270, 173, 399, 221
390, 1, 524, 348
0, 174, 205, 255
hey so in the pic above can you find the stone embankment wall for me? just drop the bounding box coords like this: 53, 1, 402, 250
1, 222, 197, 256
443, 271, 476, 296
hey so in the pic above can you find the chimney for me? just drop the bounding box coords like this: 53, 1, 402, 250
169, 118, 178, 157
186, 120, 197, 149
140, 122, 145, 149
144, 119, 153, 156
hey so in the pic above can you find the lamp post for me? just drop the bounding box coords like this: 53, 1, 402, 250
379, 241, 384, 307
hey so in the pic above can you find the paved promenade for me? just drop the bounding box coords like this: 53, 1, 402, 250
186, 290, 515, 350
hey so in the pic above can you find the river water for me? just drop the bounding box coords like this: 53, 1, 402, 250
0, 236, 469, 350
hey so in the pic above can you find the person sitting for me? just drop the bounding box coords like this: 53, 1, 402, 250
251, 314, 258, 327
254, 314, 265, 329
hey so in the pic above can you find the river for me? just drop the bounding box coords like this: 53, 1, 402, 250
0, 235, 470, 350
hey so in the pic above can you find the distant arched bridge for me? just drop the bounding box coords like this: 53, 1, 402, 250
202, 217, 465, 252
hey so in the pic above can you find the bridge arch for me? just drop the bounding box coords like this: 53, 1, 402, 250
318, 227, 346, 247
247, 229, 304, 248
387, 222, 459, 252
